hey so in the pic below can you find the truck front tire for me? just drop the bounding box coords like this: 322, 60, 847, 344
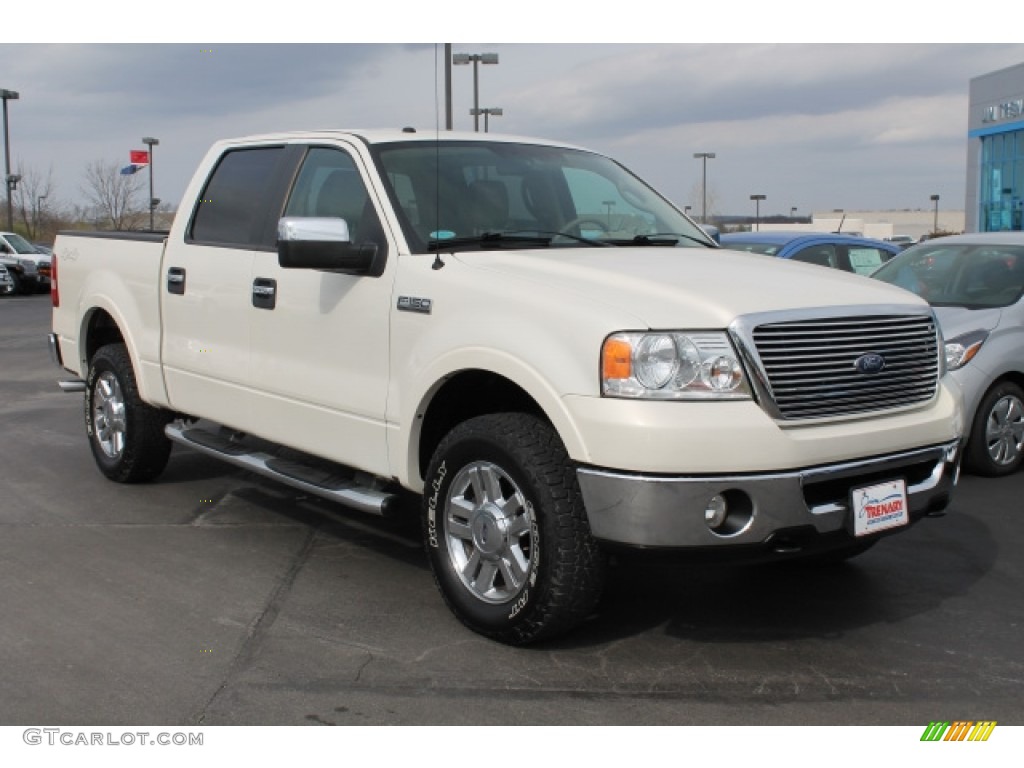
423, 413, 606, 645
85, 343, 173, 483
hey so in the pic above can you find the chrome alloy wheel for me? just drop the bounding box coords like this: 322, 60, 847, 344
92, 371, 127, 459
443, 461, 536, 604
984, 393, 1024, 468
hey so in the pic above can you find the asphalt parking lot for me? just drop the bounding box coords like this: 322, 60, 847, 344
2, 294, 1022, 727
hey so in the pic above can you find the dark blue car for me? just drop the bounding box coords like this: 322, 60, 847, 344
719, 231, 902, 276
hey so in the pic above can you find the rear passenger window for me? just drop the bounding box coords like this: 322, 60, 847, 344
190, 147, 285, 247
847, 247, 888, 275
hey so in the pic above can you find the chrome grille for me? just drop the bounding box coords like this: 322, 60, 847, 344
749, 314, 940, 420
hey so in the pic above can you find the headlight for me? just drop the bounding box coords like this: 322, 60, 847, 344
944, 329, 988, 371
602, 331, 752, 399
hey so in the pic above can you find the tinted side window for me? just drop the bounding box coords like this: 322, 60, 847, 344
791, 244, 837, 268
285, 147, 387, 254
190, 147, 285, 247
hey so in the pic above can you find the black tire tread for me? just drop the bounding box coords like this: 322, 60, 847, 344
425, 413, 606, 645
87, 343, 173, 483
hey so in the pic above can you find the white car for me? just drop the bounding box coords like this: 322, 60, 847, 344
0, 263, 13, 294
0, 231, 49, 292
873, 231, 1024, 476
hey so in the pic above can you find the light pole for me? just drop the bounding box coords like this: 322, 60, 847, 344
444, 44, 453, 130
750, 194, 766, 232
2, 88, 19, 232
693, 152, 715, 224
142, 136, 159, 231
930, 194, 940, 235
36, 194, 47, 237
452, 52, 499, 132
470, 107, 503, 133
684, 205, 692, 216
602, 200, 616, 228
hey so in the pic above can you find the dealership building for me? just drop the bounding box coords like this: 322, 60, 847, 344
967, 62, 1024, 232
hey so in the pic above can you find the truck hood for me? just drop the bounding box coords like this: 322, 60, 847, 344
454, 247, 927, 328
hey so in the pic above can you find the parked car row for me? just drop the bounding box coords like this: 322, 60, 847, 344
0, 231, 50, 296
719, 231, 903, 275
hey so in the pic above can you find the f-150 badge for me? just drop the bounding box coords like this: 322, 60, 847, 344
397, 296, 433, 314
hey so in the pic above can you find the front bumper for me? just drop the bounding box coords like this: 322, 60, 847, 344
577, 440, 960, 551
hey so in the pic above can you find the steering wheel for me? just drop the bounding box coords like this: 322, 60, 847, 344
558, 217, 610, 236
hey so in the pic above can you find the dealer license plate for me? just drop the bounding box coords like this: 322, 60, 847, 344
851, 479, 909, 537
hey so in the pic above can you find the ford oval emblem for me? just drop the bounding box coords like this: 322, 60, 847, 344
855, 353, 886, 375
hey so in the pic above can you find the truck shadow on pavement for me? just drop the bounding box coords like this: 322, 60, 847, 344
553, 507, 997, 649
148, 453, 1001, 650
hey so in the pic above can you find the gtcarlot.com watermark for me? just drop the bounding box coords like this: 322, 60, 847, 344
23, 728, 203, 747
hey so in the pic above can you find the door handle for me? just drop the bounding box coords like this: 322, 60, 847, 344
167, 267, 186, 295
252, 278, 277, 310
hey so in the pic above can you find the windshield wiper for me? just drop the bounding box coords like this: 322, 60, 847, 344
603, 232, 715, 248
427, 229, 611, 252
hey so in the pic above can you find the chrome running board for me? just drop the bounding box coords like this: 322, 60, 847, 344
165, 422, 398, 517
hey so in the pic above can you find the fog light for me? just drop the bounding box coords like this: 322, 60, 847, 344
704, 494, 728, 529
704, 489, 755, 536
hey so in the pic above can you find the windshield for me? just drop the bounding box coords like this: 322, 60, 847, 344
4, 233, 39, 255
372, 140, 713, 254
873, 242, 1024, 309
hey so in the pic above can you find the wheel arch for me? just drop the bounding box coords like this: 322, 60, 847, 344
75, 295, 170, 408
406, 366, 587, 493
968, 370, 1024, 423
81, 306, 127, 370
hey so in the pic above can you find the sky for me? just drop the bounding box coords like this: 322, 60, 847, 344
4, 6, 1024, 221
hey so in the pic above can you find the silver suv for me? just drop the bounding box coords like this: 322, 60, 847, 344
873, 231, 1024, 476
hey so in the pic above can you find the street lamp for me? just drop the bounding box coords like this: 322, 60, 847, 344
930, 194, 940, 235
602, 200, 616, 228
142, 136, 159, 231
453, 52, 499, 132
750, 194, 766, 232
684, 205, 692, 216
36, 194, 47, 236
2, 88, 19, 232
693, 152, 715, 224
469, 106, 503, 133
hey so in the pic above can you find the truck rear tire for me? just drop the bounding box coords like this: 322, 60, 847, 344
422, 413, 606, 645
85, 343, 173, 483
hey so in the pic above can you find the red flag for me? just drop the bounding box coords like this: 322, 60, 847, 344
130, 150, 150, 165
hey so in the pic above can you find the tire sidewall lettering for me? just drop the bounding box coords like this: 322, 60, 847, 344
425, 435, 543, 630
84, 367, 98, 439
507, 501, 540, 620
426, 460, 446, 549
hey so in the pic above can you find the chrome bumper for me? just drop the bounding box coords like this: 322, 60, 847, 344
577, 441, 960, 549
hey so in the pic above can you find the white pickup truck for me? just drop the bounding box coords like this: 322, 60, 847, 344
49, 129, 963, 644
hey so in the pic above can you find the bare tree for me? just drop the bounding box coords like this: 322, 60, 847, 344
82, 159, 145, 230
688, 179, 720, 223
13, 162, 56, 241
